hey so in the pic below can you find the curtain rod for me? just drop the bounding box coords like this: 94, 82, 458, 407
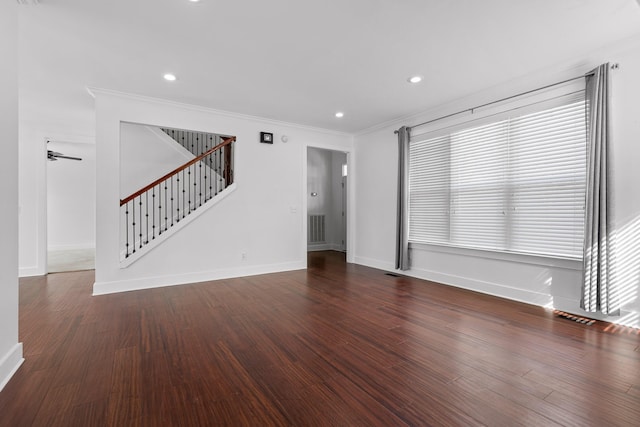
400, 71, 596, 133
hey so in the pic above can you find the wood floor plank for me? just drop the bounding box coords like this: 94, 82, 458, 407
1, 251, 639, 426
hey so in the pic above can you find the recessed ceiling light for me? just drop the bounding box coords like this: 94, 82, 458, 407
335, 112, 344, 118
163, 73, 177, 81
407, 75, 423, 84
189, 0, 201, 2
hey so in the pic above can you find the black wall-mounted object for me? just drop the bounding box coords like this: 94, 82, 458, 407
260, 132, 273, 144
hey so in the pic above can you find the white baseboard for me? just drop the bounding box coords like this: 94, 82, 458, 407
19, 266, 45, 278
308, 244, 345, 252
353, 255, 396, 272
94, 259, 306, 295
307, 244, 331, 251
0, 343, 24, 392
355, 255, 553, 306
405, 265, 555, 308
353, 255, 640, 329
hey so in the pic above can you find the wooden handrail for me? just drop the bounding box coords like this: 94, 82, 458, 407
120, 136, 235, 206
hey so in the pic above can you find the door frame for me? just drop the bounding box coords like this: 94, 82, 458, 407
302, 143, 354, 267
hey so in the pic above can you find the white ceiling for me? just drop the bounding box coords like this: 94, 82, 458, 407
18, 0, 640, 134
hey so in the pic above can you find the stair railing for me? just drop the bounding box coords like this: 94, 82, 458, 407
120, 136, 235, 259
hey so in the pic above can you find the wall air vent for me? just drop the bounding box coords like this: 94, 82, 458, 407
17, 0, 39, 5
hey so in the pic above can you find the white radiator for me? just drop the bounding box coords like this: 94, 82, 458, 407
308, 215, 326, 243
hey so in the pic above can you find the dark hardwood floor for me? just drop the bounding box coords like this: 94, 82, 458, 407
1, 251, 639, 426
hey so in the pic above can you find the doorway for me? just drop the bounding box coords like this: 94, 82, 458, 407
306, 147, 347, 254
46, 139, 96, 273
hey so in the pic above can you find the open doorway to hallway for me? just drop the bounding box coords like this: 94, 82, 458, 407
306, 147, 347, 255
46, 139, 96, 273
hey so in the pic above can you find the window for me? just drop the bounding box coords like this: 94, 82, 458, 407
408, 94, 586, 259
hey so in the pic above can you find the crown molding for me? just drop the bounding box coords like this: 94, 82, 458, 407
87, 87, 353, 138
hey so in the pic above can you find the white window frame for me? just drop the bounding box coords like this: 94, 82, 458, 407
408, 84, 587, 262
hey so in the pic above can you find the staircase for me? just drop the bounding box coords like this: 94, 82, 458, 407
120, 129, 235, 262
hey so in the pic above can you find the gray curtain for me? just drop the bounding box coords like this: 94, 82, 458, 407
395, 126, 410, 270
581, 63, 619, 315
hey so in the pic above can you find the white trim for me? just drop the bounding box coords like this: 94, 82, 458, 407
353, 254, 638, 328
0, 343, 24, 392
19, 266, 45, 277
353, 255, 396, 272
88, 88, 351, 138
307, 244, 332, 252
403, 265, 555, 308
302, 142, 355, 267
409, 242, 582, 271
120, 183, 237, 268
94, 260, 305, 296
308, 245, 345, 252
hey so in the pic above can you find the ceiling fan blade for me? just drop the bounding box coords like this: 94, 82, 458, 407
47, 150, 82, 161
54, 155, 82, 161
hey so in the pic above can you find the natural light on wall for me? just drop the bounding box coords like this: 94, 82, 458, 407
607, 215, 640, 328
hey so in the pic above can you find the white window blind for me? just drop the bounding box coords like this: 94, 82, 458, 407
409, 93, 586, 259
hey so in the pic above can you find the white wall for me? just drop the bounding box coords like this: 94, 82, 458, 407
93, 90, 353, 294
354, 38, 640, 328
120, 123, 194, 197
18, 126, 48, 276
0, 0, 24, 392
47, 140, 96, 250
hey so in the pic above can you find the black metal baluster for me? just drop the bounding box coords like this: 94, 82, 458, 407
164, 181, 168, 232
197, 158, 201, 207
213, 150, 217, 196
182, 169, 186, 219
198, 135, 202, 207
171, 175, 175, 226
125, 201, 130, 258
204, 153, 209, 203
152, 186, 155, 240
188, 163, 192, 214
219, 146, 223, 194
139, 195, 143, 249
176, 173, 180, 223
144, 192, 148, 245
132, 198, 136, 254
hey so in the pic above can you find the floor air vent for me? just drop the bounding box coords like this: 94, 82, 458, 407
385, 272, 401, 277
554, 310, 596, 326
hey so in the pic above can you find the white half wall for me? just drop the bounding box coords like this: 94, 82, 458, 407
0, 0, 24, 392
354, 38, 640, 328
93, 90, 353, 294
